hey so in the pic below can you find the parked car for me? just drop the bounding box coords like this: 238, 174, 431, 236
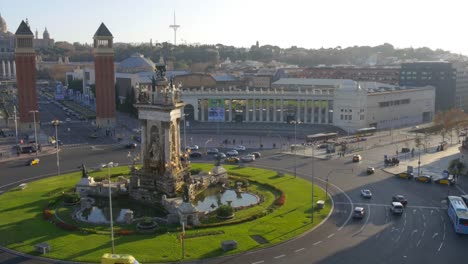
414, 175, 432, 183
187, 145, 199, 150
390, 202, 404, 215
251, 152, 261, 159
89, 133, 98, 139
225, 157, 240, 164
395, 172, 414, 180
353, 207, 366, 219
233, 145, 246, 151
366, 167, 375, 174
240, 154, 256, 162
434, 176, 455, 185
361, 189, 372, 198
101, 162, 119, 168
189, 151, 203, 158
27, 158, 40, 166
65, 117, 71, 122
392, 195, 408, 207
214, 152, 226, 159
207, 148, 219, 155
226, 150, 239, 156
352, 155, 362, 162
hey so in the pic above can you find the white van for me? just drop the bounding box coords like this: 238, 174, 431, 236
391, 202, 404, 215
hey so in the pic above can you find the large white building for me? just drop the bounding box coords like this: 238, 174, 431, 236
180, 78, 435, 133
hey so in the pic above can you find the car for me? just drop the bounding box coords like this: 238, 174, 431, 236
390, 202, 404, 215
414, 175, 432, 183
214, 152, 226, 159
240, 154, 256, 162
225, 157, 240, 164
233, 145, 246, 151
352, 154, 362, 162
353, 207, 365, 219
27, 158, 40, 166
226, 150, 239, 156
251, 152, 261, 159
434, 176, 455, 185
53, 140, 63, 147
207, 148, 219, 155
189, 151, 203, 158
395, 172, 414, 180
361, 189, 372, 198
461, 195, 468, 205
101, 162, 119, 168
65, 118, 71, 122
89, 133, 98, 139
366, 167, 375, 174
125, 142, 138, 149
187, 145, 199, 150
392, 195, 408, 207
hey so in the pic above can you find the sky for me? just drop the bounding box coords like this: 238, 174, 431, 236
2, 0, 468, 55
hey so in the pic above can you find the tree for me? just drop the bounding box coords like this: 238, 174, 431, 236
68, 79, 83, 91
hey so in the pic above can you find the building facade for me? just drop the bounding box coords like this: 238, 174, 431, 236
93, 23, 116, 128
301, 66, 401, 85
399, 61, 456, 112
33, 27, 54, 49
453, 61, 468, 112
0, 13, 15, 80
15, 20, 39, 130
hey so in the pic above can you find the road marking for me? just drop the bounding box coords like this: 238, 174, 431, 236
422, 214, 426, 221
328, 233, 335, 238
252, 261, 264, 264
413, 209, 417, 214
274, 254, 286, 259
294, 248, 305, 253
456, 184, 466, 195
432, 232, 439, 238
411, 229, 418, 236
423, 222, 426, 228
334, 202, 440, 210
431, 210, 434, 215
313, 241, 322, 246
438, 242, 444, 252
416, 239, 422, 247
422, 230, 425, 237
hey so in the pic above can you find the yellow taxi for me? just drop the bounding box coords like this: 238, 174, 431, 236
27, 158, 40, 166
101, 254, 140, 264
395, 172, 413, 180
225, 157, 240, 164
414, 175, 432, 183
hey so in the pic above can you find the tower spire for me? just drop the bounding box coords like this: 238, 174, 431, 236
169, 11, 180, 46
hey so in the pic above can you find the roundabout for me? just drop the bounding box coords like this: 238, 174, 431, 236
0, 163, 331, 263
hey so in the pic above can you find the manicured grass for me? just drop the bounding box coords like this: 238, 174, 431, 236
0, 164, 330, 263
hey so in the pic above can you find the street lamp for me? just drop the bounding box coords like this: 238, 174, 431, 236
13, 106, 18, 146
29, 110, 39, 156
51, 119, 61, 177
204, 138, 212, 154
293, 120, 301, 178
107, 162, 115, 254
311, 144, 315, 223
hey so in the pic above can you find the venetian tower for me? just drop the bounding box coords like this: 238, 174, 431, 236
131, 63, 188, 198
93, 23, 116, 128
15, 20, 39, 130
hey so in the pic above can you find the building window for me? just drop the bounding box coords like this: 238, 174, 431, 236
349, 115, 352, 120
360, 115, 364, 120
340, 114, 343, 120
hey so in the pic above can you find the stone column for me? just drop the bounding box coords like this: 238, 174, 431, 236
273, 99, 277, 122
252, 99, 256, 122
200, 99, 205, 122
280, 99, 284, 122
304, 99, 308, 123
245, 99, 249, 122
266, 99, 270, 122
297, 99, 301, 122
12, 60, 16, 77
194, 100, 199, 121
325, 100, 329, 124
229, 99, 233, 122
7, 60, 11, 78
259, 99, 263, 122
1, 60, 5, 78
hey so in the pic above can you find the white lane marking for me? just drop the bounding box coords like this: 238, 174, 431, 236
416, 239, 422, 247
294, 248, 305, 253
438, 242, 444, 252
456, 184, 466, 195
313, 241, 323, 246
274, 254, 286, 259
431, 210, 434, 215
334, 202, 440, 210
413, 209, 417, 214
411, 229, 418, 236
328, 233, 335, 238
423, 222, 426, 228
432, 232, 439, 238
422, 230, 425, 237
422, 214, 426, 221
252, 261, 264, 264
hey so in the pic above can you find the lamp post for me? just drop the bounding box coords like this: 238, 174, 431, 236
51, 119, 61, 177
107, 162, 115, 254
13, 106, 18, 146
311, 144, 315, 223
293, 120, 301, 178
183, 113, 188, 151
204, 138, 212, 154
29, 110, 39, 156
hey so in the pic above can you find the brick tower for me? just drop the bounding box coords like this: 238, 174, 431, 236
15, 20, 39, 130
93, 23, 116, 128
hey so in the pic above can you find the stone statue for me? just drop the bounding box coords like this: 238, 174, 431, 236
182, 184, 190, 203
150, 75, 156, 92
149, 140, 159, 162
214, 154, 222, 166
155, 64, 166, 79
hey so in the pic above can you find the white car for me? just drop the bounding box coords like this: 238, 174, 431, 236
65, 118, 71, 122
240, 154, 255, 162
226, 150, 239, 156
233, 145, 246, 151
187, 145, 199, 150
101, 162, 119, 168
361, 189, 372, 198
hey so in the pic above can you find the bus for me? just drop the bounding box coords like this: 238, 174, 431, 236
306, 132, 338, 143
447, 196, 468, 234
356, 127, 377, 137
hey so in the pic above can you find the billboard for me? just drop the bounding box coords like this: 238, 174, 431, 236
208, 99, 225, 122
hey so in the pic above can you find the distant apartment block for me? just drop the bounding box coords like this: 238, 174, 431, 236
301, 66, 400, 85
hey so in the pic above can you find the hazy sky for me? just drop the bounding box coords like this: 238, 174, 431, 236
2, 0, 468, 54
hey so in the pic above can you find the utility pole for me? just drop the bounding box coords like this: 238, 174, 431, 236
29, 110, 39, 156
169, 11, 180, 46
13, 105, 18, 145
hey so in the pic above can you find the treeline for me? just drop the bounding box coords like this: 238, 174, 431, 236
36, 42, 463, 69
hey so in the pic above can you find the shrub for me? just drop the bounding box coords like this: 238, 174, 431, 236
216, 205, 234, 217
62, 192, 80, 204
116, 230, 134, 236
274, 194, 286, 206
43, 209, 53, 220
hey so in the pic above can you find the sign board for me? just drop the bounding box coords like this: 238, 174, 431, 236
208, 99, 225, 122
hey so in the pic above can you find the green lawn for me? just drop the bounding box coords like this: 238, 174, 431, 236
0, 164, 331, 263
